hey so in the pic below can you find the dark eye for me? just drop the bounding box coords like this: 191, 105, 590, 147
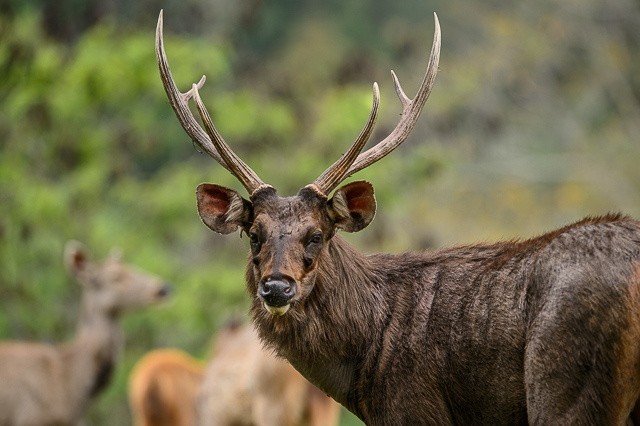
308, 233, 322, 245
249, 232, 261, 251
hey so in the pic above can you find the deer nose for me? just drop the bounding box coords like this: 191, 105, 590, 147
258, 278, 294, 307
157, 282, 173, 299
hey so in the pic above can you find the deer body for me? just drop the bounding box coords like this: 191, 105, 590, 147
129, 348, 205, 426
155, 9, 640, 425
0, 241, 170, 426
0, 313, 119, 426
249, 210, 640, 424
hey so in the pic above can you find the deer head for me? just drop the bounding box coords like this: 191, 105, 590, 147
155, 11, 440, 316
64, 241, 172, 314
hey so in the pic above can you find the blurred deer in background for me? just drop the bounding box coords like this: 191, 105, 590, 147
0, 241, 171, 426
129, 321, 340, 426
157, 8, 640, 426
195, 322, 340, 426
129, 348, 205, 426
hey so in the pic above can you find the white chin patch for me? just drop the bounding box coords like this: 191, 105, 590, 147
264, 303, 290, 316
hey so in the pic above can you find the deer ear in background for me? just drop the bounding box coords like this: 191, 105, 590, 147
64, 240, 91, 275
109, 246, 124, 262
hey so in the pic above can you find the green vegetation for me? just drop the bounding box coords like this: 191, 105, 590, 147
1, 0, 639, 424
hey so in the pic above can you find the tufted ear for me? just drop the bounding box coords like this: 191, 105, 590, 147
196, 183, 253, 234
327, 180, 376, 233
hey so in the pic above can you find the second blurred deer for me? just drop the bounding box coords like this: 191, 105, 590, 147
129, 348, 205, 426
129, 322, 340, 426
195, 322, 341, 426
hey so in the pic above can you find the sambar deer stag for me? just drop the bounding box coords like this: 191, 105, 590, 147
156, 10, 640, 425
0, 241, 171, 426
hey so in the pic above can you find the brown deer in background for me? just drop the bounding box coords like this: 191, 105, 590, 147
156, 10, 640, 425
195, 322, 341, 426
0, 241, 171, 426
128, 321, 340, 426
129, 348, 205, 426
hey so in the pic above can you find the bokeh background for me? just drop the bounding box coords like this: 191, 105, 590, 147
1, 0, 639, 424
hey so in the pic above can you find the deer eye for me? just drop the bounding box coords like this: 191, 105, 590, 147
249, 232, 261, 251
307, 232, 322, 246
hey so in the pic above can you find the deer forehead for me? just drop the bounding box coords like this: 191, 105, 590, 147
97, 261, 131, 280
98, 261, 155, 284
253, 195, 327, 235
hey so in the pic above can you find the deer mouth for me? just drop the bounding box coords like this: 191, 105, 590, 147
263, 302, 291, 316
258, 276, 296, 315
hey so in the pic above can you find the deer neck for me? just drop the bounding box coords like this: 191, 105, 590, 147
250, 234, 386, 416
59, 296, 121, 419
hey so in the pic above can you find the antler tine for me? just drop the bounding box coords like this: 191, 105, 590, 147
155, 11, 231, 172
156, 10, 271, 197
307, 83, 380, 197
192, 83, 271, 196
344, 13, 441, 180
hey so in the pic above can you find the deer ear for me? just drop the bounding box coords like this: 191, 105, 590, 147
327, 180, 376, 233
64, 240, 91, 275
108, 246, 123, 262
196, 183, 253, 235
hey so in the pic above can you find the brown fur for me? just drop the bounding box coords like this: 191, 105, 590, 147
156, 9, 640, 421
195, 323, 341, 426
0, 241, 170, 426
192, 179, 640, 425
129, 348, 205, 426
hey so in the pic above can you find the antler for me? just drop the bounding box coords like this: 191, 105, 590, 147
155, 10, 270, 197
190, 83, 272, 195
308, 13, 441, 197
306, 84, 380, 198
157, 10, 440, 198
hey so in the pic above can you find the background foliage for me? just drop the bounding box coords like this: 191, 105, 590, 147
1, 0, 639, 424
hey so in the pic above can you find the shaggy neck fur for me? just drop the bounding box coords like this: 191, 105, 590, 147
248, 233, 415, 417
